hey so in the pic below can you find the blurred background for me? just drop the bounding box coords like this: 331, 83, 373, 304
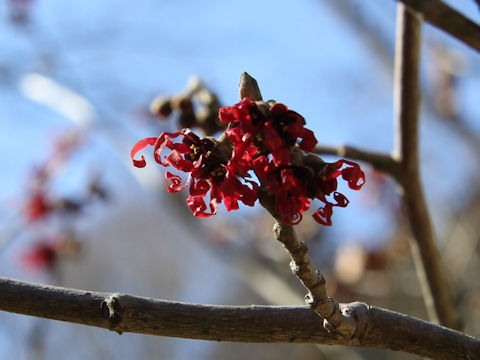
1, 0, 480, 359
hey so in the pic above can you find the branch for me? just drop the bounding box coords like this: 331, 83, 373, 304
396, 0, 480, 52
272, 223, 354, 335
393, 4, 458, 329
0, 277, 478, 359
313, 145, 400, 177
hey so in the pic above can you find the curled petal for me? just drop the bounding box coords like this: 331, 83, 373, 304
165, 172, 189, 193
275, 192, 310, 226
240, 180, 258, 207
341, 160, 366, 190
169, 142, 191, 154
166, 150, 194, 172
189, 178, 210, 197
325, 160, 344, 178
289, 213, 303, 225
333, 192, 349, 207
186, 195, 217, 218
187, 196, 209, 217
153, 131, 183, 166
313, 203, 333, 226
131, 137, 158, 168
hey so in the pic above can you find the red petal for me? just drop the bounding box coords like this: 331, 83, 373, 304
299, 128, 318, 152
153, 131, 183, 166
165, 172, 190, 193
189, 178, 210, 196
253, 156, 272, 181
262, 122, 283, 152
240, 180, 258, 207
272, 147, 291, 166
341, 160, 366, 190
131, 137, 158, 168
313, 203, 333, 226
186, 195, 218, 218
166, 150, 194, 172
270, 103, 288, 115
333, 192, 349, 207
187, 196, 210, 217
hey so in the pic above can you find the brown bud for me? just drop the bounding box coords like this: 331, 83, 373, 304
150, 96, 173, 118
239, 72, 263, 101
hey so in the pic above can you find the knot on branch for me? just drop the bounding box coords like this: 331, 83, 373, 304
289, 260, 310, 278
306, 295, 342, 329
101, 294, 123, 334
340, 302, 370, 341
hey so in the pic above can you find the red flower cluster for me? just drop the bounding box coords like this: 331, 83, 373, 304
132, 98, 365, 225
220, 99, 317, 167
131, 129, 257, 217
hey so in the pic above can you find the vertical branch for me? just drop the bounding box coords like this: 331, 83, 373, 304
393, 4, 458, 329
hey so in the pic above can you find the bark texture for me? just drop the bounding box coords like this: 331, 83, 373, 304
0, 277, 479, 359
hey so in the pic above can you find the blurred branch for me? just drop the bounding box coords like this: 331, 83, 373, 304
1, 276, 479, 359
323, 0, 393, 68
396, 0, 480, 52
313, 145, 400, 177
325, 1, 480, 158
393, 4, 458, 329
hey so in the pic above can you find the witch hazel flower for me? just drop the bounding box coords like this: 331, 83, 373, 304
254, 155, 312, 225
132, 73, 365, 226
25, 190, 51, 222
314, 159, 365, 226
253, 153, 365, 225
219, 98, 317, 167
22, 240, 59, 272
131, 128, 258, 218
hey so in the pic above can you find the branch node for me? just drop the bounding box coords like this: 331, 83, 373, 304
101, 294, 123, 334
289, 260, 309, 277
341, 302, 370, 341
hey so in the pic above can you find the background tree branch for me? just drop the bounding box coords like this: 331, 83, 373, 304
312, 145, 400, 178
0, 276, 478, 359
395, 0, 480, 52
393, 4, 458, 329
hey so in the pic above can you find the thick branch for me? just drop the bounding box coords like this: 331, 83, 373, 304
313, 145, 400, 177
396, 0, 480, 52
0, 277, 478, 359
393, 4, 458, 329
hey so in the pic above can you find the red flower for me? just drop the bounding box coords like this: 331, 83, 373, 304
220, 98, 318, 166
131, 129, 258, 218
22, 241, 58, 271
254, 156, 312, 225
314, 160, 366, 226
25, 191, 51, 221
254, 155, 365, 226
